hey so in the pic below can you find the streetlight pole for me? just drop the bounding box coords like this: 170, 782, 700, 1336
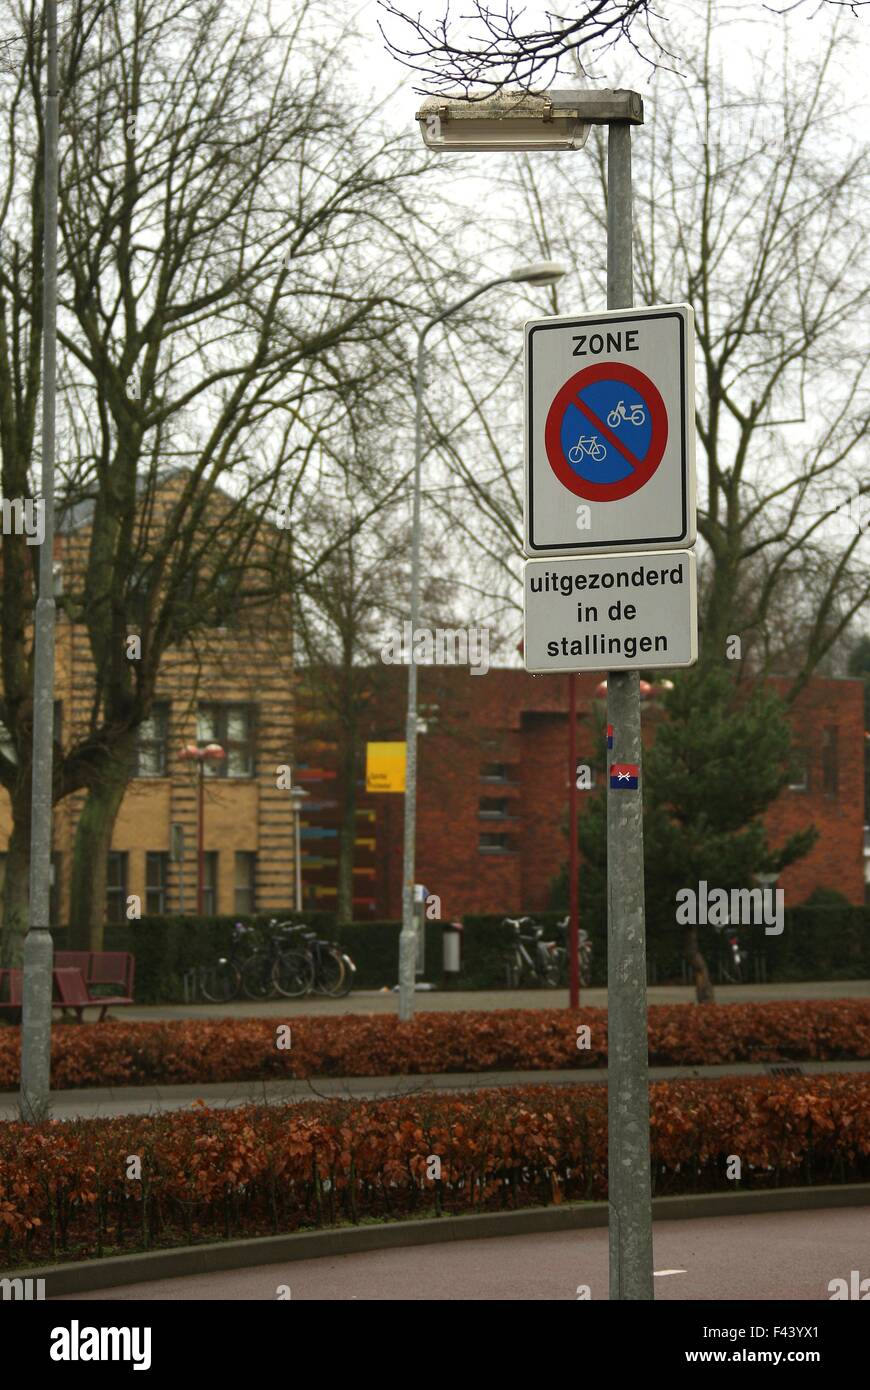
605, 120, 654, 1302
398, 265, 566, 1022
568, 672, 580, 1008
415, 84, 652, 1301
179, 743, 225, 914
19, 0, 58, 1125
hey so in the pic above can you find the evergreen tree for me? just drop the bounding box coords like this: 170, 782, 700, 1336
557, 667, 818, 1001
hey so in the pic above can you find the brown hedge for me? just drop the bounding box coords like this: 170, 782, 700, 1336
1, 1074, 869, 1269
1, 1000, 869, 1091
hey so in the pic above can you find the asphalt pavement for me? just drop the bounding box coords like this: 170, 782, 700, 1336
54, 1206, 870, 1300
103, 978, 870, 1021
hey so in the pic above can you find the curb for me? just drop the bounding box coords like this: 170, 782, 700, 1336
8, 1182, 870, 1297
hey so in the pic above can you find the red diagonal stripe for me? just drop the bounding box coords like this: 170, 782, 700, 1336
573, 395, 643, 473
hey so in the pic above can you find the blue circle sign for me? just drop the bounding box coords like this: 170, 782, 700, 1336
545, 362, 668, 502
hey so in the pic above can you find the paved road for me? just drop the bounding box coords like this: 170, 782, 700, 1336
110, 978, 870, 1021
54, 1207, 870, 1301
2, 1059, 868, 1121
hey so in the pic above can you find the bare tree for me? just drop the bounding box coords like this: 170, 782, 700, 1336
379, 1, 659, 92
424, 11, 869, 692
0, 0, 449, 960
379, 0, 866, 93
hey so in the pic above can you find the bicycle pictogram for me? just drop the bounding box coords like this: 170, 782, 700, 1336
606, 399, 645, 429
568, 434, 606, 463
544, 361, 668, 503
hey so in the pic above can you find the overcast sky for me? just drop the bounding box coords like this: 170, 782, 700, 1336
256, 1, 869, 648
337, 0, 870, 124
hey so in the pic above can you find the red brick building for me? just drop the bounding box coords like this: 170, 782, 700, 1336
295, 669, 865, 919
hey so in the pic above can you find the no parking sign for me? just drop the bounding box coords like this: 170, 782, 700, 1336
524, 305, 696, 555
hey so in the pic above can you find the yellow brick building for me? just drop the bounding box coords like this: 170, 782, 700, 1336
0, 471, 297, 924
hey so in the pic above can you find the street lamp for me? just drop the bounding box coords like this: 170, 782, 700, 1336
288, 784, 310, 913
19, 0, 59, 1126
178, 742, 226, 913
417, 89, 642, 151
415, 86, 653, 1303
398, 259, 566, 1023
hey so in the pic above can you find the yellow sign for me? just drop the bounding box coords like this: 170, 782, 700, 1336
366, 741, 406, 793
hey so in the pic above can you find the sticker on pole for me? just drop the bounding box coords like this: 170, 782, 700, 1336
610, 762, 639, 790
524, 304, 696, 555
545, 363, 668, 502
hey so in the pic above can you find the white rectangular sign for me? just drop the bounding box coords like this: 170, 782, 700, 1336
523, 549, 698, 673
524, 304, 696, 556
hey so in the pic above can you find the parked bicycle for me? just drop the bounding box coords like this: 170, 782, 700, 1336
198, 920, 302, 1002
272, 922, 357, 999
554, 915, 592, 987
198, 921, 255, 1003
199, 920, 356, 1002
242, 921, 314, 1000
502, 916, 562, 988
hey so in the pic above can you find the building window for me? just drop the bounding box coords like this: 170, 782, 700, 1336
106, 851, 129, 923
209, 570, 241, 628
203, 851, 219, 915
821, 726, 839, 798
788, 748, 810, 792
234, 852, 257, 913
481, 762, 512, 783
1, 702, 62, 763
145, 852, 169, 916
479, 797, 509, 819
197, 703, 255, 777
479, 832, 515, 854
136, 703, 170, 777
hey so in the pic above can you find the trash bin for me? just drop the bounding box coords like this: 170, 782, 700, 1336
442, 920, 463, 975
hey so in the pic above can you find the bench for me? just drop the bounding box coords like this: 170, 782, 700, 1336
0, 950, 135, 1021
79, 951, 136, 1020
52, 967, 91, 1022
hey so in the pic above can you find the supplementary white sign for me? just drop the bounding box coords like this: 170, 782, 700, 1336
523, 549, 698, 673
524, 304, 696, 556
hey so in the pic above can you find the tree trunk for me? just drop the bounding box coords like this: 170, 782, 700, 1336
69, 743, 134, 950
336, 725, 358, 924
0, 817, 31, 968
685, 925, 715, 1003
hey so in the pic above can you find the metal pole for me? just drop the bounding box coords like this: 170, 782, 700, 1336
398, 276, 519, 1020
568, 672, 579, 1008
397, 331, 427, 1021
19, 0, 58, 1125
294, 805, 302, 912
197, 761, 204, 915
605, 120, 654, 1301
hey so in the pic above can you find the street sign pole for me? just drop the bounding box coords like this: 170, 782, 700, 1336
568, 672, 580, 1009
605, 121, 654, 1300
